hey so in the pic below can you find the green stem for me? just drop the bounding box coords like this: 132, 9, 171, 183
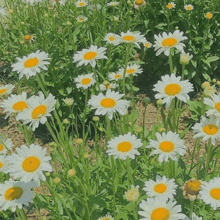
181, 64, 185, 80
83, 89, 89, 142
106, 113, 111, 141
169, 50, 174, 73
45, 121, 59, 144
123, 44, 131, 94
189, 200, 194, 219
142, 105, 147, 139
17, 208, 28, 220
204, 138, 213, 180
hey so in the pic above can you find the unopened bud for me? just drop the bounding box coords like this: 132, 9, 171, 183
212, 79, 217, 83
45, 172, 50, 176
66, 21, 71, 25
158, 127, 166, 132
143, 97, 151, 105
76, 138, 83, 144
63, 118, 69, 124
93, 116, 99, 121
217, 81, 220, 86
68, 169, 76, 177
136, 126, 143, 132
54, 177, 61, 183
156, 99, 163, 106
201, 81, 210, 89
64, 98, 74, 106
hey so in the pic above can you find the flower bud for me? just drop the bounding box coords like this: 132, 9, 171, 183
124, 185, 140, 202
68, 169, 76, 177
93, 116, 99, 122
212, 79, 217, 83
63, 118, 69, 124
180, 52, 193, 65
217, 81, 220, 86
76, 138, 83, 144
45, 172, 50, 177
54, 177, 61, 183
64, 98, 74, 106
143, 97, 151, 105
66, 21, 71, 25
201, 81, 210, 89
156, 99, 163, 106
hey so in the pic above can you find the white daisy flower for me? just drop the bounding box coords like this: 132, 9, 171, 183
1, 92, 29, 118
100, 82, 117, 91
147, 131, 187, 162
0, 138, 13, 155
22, 0, 42, 4
0, 7, 7, 17
120, 31, 146, 49
0, 179, 36, 212
0, 84, 15, 96
144, 41, 152, 48
184, 4, 194, 11
192, 116, 220, 145
51, 0, 67, 6
166, 2, 176, 9
76, 15, 88, 22
183, 213, 203, 220
73, 45, 107, 68
74, 73, 96, 89
0, 155, 11, 174
106, 2, 119, 7
106, 132, 142, 159
17, 92, 56, 131
88, 3, 101, 10
75, 0, 88, 7
11, 50, 50, 79
104, 33, 121, 46
153, 73, 193, 108
133, 0, 146, 9
108, 72, 123, 81
7, 144, 52, 186
118, 63, 143, 77
138, 197, 186, 220
88, 90, 130, 120
199, 177, 220, 210
97, 213, 114, 220
204, 94, 220, 118
154, 30, 188, 56
143, 175, 177, 201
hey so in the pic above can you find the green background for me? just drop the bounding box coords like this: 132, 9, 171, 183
0, 0, 4, 6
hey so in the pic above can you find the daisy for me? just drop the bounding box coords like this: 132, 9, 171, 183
134, 0, 146, 9
147, 131, 187, 162
199, 177, 220, 210
0, 7, 7, 17
204, 94, 220, 117
106, 132, 142, 159
206, 12, 213, 19
0, 155, 11, 174
23, 34, 35, 43
192, 116, 220, 145
75, 0, 88, 7
7, 144, 52, 186
154, 30, 188, 56
143, 41, 152, 48
183, 213, 203, 220
11, 50, 50, 79
108, 72, 123, 81
0, 138, 13, 155
76, 15, 88, 22
97, 213, 114, 220
124, 185, 140, 202
120, 31, 146, 48
118, 63, 143, 77
138, 198, 186, 220
143, 175, 177, 201
184, 4, 194, 11
73, 45, 107, 68
88, 90, 130, 120
166, 2, 176, 9
100, 82, 117, 91
51, 0, 67, 6
1, 92, 28, 118
0, 179, 35, 212
0, 84, 15, 96
204, 85, 216, 97
17, 92, 56, 131
104, 33, 121, 46
22, 0, 43, 5
153, 73, 193, 108
88, 3, 101, 10
106, 2, 119, 7
74, 73, 96, 89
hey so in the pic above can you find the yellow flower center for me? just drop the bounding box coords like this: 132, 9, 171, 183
185, 180, 201, 195
31, 104, 47, 119
215, 102, 220, 112
24, 35, 31, 40
81, 78, 91, 85
164, 83, 181, 96
12, 101, 28, 112
83, 51, 97, 60
109, 36, 115, 41
105, 84, 111, 90
203, 124, 219, 135
162, 38, 178, 47
0, 162, 3, 168
145, 42, 150, 47
186, 6, 192, 10
206, 12, 213, 19
151, 207, 170, 220
22, 156, 41, 172
159, 141, 174, 152
0, 144, 4, 151
24, 58, 39, 68
123, 35, 135, 41
100, 98, 116, 108
79, 2, 85, 6
79, 18, 84, 22
154, 183, 167, 194
114, 74, 122, 79
210, 188, 220, 200
117, 141, 132, 152
126, 68, 135, 74
135, 0, 143, 5
5, 187, 23, 201
166, 3, 173, 9
0, 88, 7, 95
101, 218, 111, 220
